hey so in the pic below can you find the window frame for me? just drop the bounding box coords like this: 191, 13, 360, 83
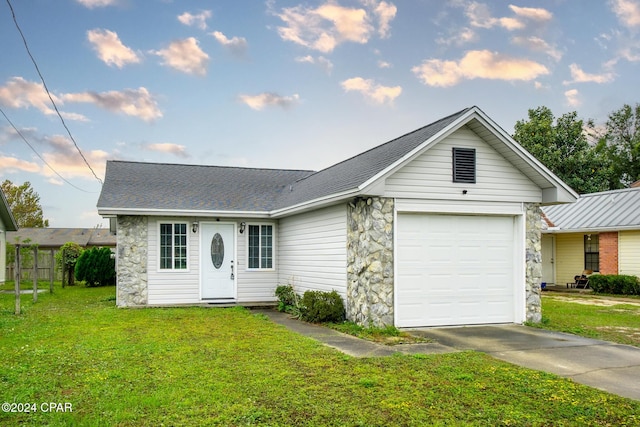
158, 221, 189, 272
584, 234, 599, 272
246, 223, 275, 271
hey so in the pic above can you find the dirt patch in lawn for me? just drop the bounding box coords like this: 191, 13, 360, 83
545, 295, 640, 307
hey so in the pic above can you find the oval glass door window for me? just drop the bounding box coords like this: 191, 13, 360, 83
211, 233, 224, 269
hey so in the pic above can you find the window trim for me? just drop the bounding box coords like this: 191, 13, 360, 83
246, 223, 275, 271
157, 221, 190, 272
584, 234, 599, 272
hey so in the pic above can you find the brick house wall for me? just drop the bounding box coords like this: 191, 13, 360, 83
599, 232, 619, 275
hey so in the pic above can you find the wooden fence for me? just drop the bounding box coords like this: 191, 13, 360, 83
6, 248, 61, 282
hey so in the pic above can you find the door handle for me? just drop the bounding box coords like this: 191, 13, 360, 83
230, 260, 234, 280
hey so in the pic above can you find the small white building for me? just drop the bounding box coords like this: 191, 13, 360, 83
97, 106, 576, 327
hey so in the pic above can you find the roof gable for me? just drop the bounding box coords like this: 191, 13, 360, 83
97, 106, 577, 217
542, 187, 640, 232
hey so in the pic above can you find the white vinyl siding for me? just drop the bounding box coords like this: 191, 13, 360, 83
619, 230, 640, 277
278, 204, 348, 298
385, 126, 541, 202
148, 217, 200, 305
147, 217, 279, 305
237, 221, 278, 303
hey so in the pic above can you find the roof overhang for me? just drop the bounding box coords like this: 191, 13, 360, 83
1, 189, 18, 231
98, 207, 272, 219
543, 225, 640, 234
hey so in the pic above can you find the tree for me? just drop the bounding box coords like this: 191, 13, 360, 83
513, 107, 614, 194
1, 180, 49, 228
55, 242, 82, 287
597, 103, 640, 187
75, 247, 115, 287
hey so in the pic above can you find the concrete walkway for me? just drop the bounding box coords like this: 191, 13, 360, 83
255, 309, 640, 401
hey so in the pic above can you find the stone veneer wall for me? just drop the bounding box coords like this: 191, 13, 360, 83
116, 216, 148, 307
346, 197, 394, 327
525, 203, 543, 323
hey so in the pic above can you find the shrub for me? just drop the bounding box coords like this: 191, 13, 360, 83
275, 284, 297, 312
55, 242, 83, 286
300, 290, 345, 323
589, 274, 640, 295
75, 247, 116, 287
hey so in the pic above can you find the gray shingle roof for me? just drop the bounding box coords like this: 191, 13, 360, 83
98, 108, 471, 214
98, 162, 314, 212
542, 187, 640, 231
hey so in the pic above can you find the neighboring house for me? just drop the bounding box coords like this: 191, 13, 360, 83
6, 227, 117, 250
97, 106, 577, 328
541, 187, 640, 286
0, 188, 18, 283
5, 228, 116, 281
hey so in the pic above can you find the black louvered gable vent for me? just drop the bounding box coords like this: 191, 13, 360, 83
452, 147, 476, 183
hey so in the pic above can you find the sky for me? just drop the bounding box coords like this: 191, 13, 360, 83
0, 0, 639, 228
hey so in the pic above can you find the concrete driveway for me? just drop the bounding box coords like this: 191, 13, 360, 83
409, 325, 640, 401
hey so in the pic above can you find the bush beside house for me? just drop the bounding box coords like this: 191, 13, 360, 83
589, 274, 640, 295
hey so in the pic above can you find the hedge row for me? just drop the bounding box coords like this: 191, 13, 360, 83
589, 274, 640, 295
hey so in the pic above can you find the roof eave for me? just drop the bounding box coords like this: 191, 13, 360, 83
98, 207, 272, 219
543, 225, 640, 234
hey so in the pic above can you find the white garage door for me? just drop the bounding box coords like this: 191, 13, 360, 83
396, 214, 516, 327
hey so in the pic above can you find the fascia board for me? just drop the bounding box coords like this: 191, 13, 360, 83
97, 207, 271, 219
269, 188, 361, 218
542, 225, 640, 234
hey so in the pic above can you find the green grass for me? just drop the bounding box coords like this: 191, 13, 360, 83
327, 321, 429, 345
533, 294, 640, 347
1, 285, 639, 426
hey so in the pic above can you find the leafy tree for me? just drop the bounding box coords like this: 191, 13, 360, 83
1, 180, 49, 228
75, 247, 115, 287
55, 242, 82, 286
596, 103, 640, 187
513, 107, 614, 194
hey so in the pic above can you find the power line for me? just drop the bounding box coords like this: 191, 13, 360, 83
0, 106, 96, 193
5, 0, 103, 185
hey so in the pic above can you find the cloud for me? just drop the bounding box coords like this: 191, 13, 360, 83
366, 0, 397, 38
512, 36, 562, 61
411, 50, 549, 87
211, 31, 248, 56
466, 2, 551, 31
75, 0, 117, 8
564, 63, 615, 84
238, 93, 300, 110
295, 55, 334, 73
151, 38, 209, 75
564, 89, 581, 107
0, 156, 40, 174
62, 87, 162, 121
340, 77, 401, 105
0, 130, 110, 181
377, 60, 391, 68
272, 0, 396, 52
87, 29, 141, 68
437, 27, 477, 46
177, 10, 212, 30
610, 0, 640, 28
142, 143, 190, 158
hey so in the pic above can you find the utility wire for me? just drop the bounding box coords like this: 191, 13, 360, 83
5, 0, 103, 185
0, 106, 96, 193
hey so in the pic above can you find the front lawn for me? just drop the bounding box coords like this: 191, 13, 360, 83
535, 293, 640, 347
1, 286, 639, 426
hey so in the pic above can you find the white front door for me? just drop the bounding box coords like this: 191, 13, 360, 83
201, 223, 235, 300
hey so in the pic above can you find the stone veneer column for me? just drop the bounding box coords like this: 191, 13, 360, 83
525, 203, 543, 323
116, 216, 148, 307
346, 197, 394, 327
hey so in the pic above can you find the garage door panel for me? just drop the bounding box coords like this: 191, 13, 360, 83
397, 214, 516, 327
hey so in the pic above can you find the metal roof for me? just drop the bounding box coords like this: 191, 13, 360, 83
6, 228, 116, 248
542, 187, 640, 232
